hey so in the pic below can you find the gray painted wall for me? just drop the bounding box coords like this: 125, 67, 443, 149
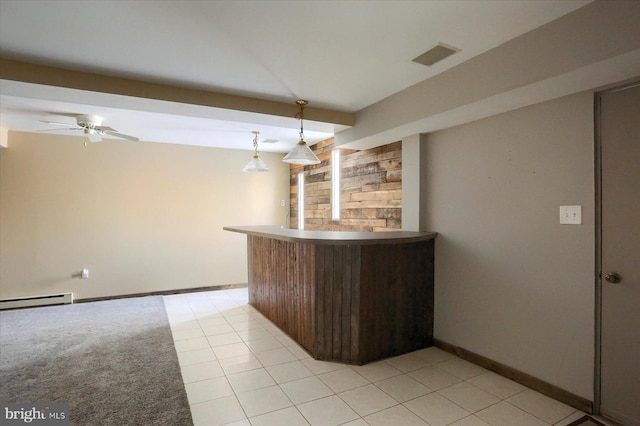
421, 91, 595, 399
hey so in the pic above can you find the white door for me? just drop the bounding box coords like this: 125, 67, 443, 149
597, 82, 640, 425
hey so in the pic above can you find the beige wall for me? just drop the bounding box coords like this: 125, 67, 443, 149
421, 91, 595, 399
0, 131, 289, 300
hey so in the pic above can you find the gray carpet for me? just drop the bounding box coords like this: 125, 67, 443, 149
0, 296, 193, 425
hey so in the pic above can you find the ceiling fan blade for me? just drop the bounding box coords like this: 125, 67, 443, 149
41, 120, 75, 126
104, 131, 139, 142
95, 125, 117, 132
38, 127, 81, 132
86, 133, 102, 143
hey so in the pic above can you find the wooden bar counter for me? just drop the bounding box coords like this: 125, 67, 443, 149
224, 225, 437, 365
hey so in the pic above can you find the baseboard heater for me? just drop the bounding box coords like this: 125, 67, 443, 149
0, 292, 73, 310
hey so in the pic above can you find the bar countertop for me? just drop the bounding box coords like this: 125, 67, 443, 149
223, 225, 437, 245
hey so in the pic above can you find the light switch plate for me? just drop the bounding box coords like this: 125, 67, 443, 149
560, 205, 582, 224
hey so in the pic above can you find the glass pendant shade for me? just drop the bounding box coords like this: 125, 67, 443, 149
282, 140, 320, 165
243, 130, 269, 172
282, 99, 321, 165
243, 155, 269, 172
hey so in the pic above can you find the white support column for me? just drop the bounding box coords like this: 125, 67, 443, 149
402, 134, 422, 231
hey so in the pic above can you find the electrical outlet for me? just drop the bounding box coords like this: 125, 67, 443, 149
280, 199, 286, 207
560, 206, 581, 225
81, 268, 89, 279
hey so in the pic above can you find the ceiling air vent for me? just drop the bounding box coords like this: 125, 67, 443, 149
261, 139, 279, 144
412, 43, 459, 66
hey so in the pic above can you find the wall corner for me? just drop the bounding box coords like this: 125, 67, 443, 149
0, 128, 8, 149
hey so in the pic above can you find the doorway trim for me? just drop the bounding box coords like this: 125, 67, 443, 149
593, 80, 640, 415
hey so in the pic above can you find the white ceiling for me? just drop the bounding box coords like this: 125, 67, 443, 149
0, 0, 593, 152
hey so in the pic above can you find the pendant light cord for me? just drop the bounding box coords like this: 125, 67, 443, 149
295, 100, 308, 142
253, 133, 259, 156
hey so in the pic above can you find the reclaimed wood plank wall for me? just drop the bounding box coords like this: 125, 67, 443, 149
289, 138, 402, 231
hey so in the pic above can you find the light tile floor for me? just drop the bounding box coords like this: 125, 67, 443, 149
164, 289, 590, 426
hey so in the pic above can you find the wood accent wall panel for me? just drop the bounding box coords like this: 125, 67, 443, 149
290, 138, 402, 232
246, 234, 434, 365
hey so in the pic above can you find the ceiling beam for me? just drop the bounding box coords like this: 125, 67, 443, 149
335, 0, 640, 150
0, 57, 354, 127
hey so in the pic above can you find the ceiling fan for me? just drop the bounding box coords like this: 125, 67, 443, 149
41, 114, 139, 142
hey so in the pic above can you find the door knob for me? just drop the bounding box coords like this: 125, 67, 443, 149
604, 272, 621, 284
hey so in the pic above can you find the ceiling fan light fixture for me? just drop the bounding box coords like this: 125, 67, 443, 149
282, 100, 320, 165
84, 127, 102, 143
243, 131, 269, 172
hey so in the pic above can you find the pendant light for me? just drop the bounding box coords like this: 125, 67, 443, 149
282, 100, 321, 165
243, 131, 269, 172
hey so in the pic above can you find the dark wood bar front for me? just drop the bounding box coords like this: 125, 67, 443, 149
224, 226, 437, 365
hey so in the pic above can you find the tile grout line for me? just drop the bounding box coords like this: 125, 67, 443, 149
166, 291, 587, 426
173, 294, 306, 424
